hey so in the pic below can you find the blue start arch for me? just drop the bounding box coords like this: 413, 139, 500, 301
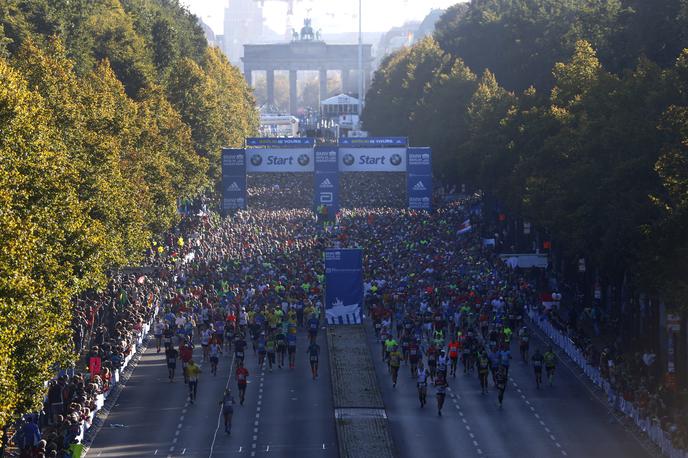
221, 137, 432, 216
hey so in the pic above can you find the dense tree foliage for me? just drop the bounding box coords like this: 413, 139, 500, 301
0, 0, 257, 423
363, 0, 688, 311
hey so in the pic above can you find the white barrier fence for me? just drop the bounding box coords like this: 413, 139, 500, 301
528, 309, 688, 458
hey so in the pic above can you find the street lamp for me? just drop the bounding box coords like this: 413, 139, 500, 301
357, 0, 363, 130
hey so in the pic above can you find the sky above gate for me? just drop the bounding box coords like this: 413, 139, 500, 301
184, 0, 464, 35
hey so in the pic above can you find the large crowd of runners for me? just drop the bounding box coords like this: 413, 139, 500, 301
12, 173, 556, 456
329, 205, 557, 414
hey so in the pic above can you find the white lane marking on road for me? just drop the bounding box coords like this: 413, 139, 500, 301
469, 433, 475, 439
181, 448, 186, 454
254, 427, 258, 433
257, 406, 261, 412
182, 408, 187, 414
477, 449, 483, 455
169, 446, 174, 452
253, 435, 258, 441
323, 444, 326, 450
239, 446, 242, 452
175, 430, 180, 436
173, 438, 178, 444
528, 318, 655, 457
254, 420, 259, 427
266, 445, 270, 452
207, 352, 237, 458
510, 379, 569, 457
179, 415, 184, 422
154, 450, 158, 455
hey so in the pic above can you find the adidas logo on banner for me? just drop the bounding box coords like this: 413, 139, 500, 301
412, 181, 427, 191
320, 178, 334, 188
227, 182, 241, 192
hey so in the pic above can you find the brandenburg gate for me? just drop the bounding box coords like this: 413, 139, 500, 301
242, 19, 374, 115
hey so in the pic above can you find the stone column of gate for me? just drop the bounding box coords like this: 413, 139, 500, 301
364, 65, 373, 99
267, 69, 275, 108
319, 68, 328, 102
341, 68, 350, 95
244, 67, 253, 87
289, 69, 298, 115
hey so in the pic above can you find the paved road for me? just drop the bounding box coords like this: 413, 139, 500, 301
367, 323, 654, 458
87, 328, 336, 458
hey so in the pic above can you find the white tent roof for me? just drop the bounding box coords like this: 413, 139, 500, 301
321, 94, 360, 106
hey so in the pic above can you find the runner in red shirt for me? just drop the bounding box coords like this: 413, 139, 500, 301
179, 338, 194, 384
236, 361, 249, 405
448, 338, 460, 377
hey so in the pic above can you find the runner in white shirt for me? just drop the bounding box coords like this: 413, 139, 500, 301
417, 362, 429, 407
201, 328, 212, 361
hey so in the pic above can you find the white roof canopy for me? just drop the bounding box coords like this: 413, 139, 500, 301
321, 94, 360, 106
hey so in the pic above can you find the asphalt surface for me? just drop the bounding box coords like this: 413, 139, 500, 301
87, 321, 656, 458
87, 328, 336, 458
367, 324, 654, 458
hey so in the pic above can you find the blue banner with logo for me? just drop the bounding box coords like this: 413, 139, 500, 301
221, 148, 247, 212
246, 137, 315, 147
314, 147, 339, 220
339, 137, 407, 147
324, 249, 363, 325
407, 147, 433, 210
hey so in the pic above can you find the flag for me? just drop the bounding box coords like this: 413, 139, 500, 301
541, 292, 555, 309
457, 219, 472, 234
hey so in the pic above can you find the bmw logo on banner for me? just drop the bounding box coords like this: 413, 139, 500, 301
337, 147, 408, 172
245, 148, 315, 172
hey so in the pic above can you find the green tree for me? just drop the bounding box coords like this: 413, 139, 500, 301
0, 57, 91, 424
363, 37, 449, 138
85, 0, 155, 97
166, 48, 258, 189
433, 0, 623, 91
